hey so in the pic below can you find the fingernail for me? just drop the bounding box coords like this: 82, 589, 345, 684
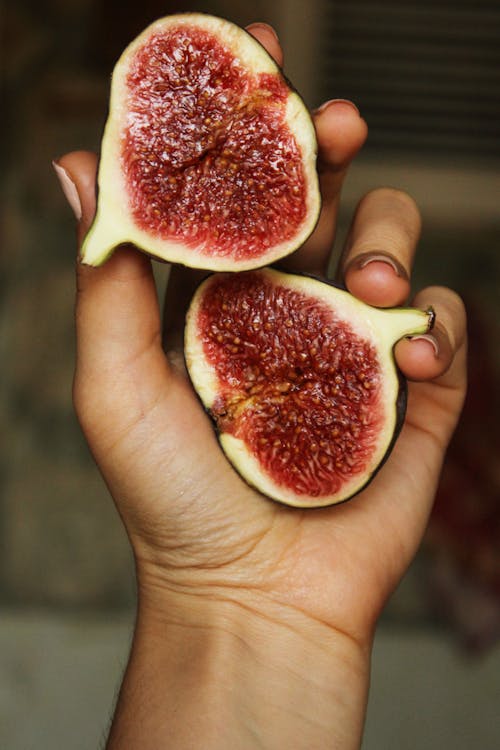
52, 160, 82, 220
408, 334, 440, 358
246, 22, 279, 43
350, 252, 408, 280
314, 98, 360, 117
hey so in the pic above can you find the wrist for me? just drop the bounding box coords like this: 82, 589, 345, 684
109, 571, 371, 750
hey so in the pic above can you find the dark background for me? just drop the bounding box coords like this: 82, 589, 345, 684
1, 1, 499, 747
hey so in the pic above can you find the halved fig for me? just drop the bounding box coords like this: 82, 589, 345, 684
185, 269, 434, 508
81, 13, 320, 270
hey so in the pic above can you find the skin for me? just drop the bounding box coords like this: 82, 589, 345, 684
56, 23, 466, 750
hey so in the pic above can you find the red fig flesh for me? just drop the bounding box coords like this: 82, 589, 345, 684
81, 14, 320, 270
185, 269, 434, 508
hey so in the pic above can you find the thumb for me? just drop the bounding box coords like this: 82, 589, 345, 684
53, 150, 98, 240
53, 152, 262, 553
53, 151, 169, 456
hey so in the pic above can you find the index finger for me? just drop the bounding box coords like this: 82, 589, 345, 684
284, 100, 368, 275
54, 151, 167, 433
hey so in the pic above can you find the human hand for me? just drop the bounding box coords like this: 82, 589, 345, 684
55, 23, 466, 750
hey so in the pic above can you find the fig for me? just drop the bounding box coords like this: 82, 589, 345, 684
81, 13, 320, 270
185, 269, 434, 508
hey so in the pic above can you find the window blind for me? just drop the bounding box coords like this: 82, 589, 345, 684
318, 0, 500, 157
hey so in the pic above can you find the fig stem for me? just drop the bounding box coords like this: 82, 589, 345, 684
371, 305, 433, 349
81, 211, 121, 266
425, 306, 436, 332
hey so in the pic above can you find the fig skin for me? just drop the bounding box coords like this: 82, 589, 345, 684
185, 269, 434, 509
80, 13, 321, 271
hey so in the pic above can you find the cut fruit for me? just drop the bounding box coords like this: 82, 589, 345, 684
81, 13, 320, 270
185, 269, 434, 508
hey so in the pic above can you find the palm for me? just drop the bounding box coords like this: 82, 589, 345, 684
87, 295, 463, 640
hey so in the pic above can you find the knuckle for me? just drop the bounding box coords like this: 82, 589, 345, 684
362, 187, 421, 222
354, 188, 422, 246
423, 285, 466, 316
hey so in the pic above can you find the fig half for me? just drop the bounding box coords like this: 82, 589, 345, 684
185, 269, 434, 508
81, 13, 320, 270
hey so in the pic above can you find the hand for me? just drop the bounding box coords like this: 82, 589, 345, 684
55, 23, 466, 750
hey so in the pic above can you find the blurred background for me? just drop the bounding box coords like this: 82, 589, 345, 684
1, 0, 499, 747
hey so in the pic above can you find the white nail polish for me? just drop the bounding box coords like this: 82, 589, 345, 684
409, 334, 439, 357
52, 161, 82, 220
358, 253, 401, 276
314, 98, 360, 117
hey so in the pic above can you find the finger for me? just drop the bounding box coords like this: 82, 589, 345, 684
340, 188, 421, 307
334, 288, 466, 602
395, 286, 467, 390
54, 151, 169, 438
245, 22, 284, 66
284, 99, 368, 274
247, 25, 367, 276
386, 288, 467, 544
